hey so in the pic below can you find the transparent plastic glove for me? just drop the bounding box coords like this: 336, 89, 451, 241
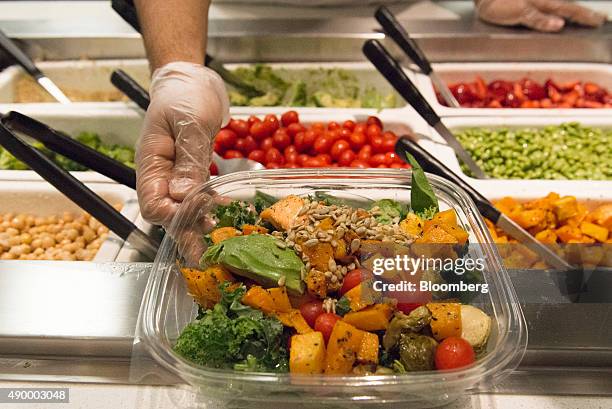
136, 62, 229, 227
474, 0, 607, 32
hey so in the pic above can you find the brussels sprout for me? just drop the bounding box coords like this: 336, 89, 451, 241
383, 306, 432, 351
398, 333, 438, 372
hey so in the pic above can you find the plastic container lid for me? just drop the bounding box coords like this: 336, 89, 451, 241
135, 168, 526, 407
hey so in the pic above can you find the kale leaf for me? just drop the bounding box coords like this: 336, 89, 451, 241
405, 153, 439, 220
214, 201, 257, 229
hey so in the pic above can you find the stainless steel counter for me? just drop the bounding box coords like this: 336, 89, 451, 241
0, 1, 610, 64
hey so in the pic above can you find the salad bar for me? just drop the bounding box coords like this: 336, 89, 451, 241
0, 2, 611, 408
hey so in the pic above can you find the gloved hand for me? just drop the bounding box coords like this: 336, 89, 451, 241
474, 0, 607, 32
136, 61, 229, 227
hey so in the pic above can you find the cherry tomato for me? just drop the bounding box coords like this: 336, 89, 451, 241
303, 157, 324, 168
250, 121, 270, 141
209, 162, 218, 176
266, 162, 281, 169
316, 154, 332, 165
299, 301, 324, 328
377, 164, 388, 168
327, 129, 342, 142
435, 337, 476, 370
390, 163, 403, 169
369, 153, 387, 167
339, 128, 353, 140
229, 119, 250, 138
366, 116, 383, 128
330, 139, 350, 161
236, 136, 257, 155
327, 121, 341, 131
216, 129, 238, 150
357, 145, 372, 162
314, 313, 341, 343
384, 152, 401, 165
272, 129, 291, 151
382, 131, 397, 140
285, 163, 300, 169
213, 140, 225, 155
293, 132, 307, 153
247, 115, 261, 127
382, 137, 397, 153
247, 149, 265, 164
371, 136, 385, 153
338, 149, 356, 167
284, 145, 297, 155
287, 122, 305, 138
263, 114, 280, 134
350, 159, 370, 168
260, 137, 274, 152
311, 122, 325, 132
342, 120, 356, 131
224, 150, 243, 159
265, 148, 283, 165
349, 132, 366, 151
285, 150, 299, 164
281, 110, 299, 127
396, 303, 422, 314
354, 123, 367, 134
303, 130, 317, 149
297, 154, 310, 166
340, 269, 364, 296
366, 124, 382, 141
313, 136, 333, 154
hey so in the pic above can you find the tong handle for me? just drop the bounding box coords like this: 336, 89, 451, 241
375, 6, 431, 75
0, 29, 42, 78
3, 111, 136, 190
111, 69, 150, 110
395, 136, 501, 222
362, 39, 439, 127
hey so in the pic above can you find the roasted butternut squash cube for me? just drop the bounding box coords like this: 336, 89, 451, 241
242, 224, 269, 235
514, 209, 546, 229
399, 213, 423, 237
210, 227, 240, 244
356, 332, 379, 365
180, 265, 235, 308
556, 225, 583, 243
580, 222, 609, 243
325, 321, 364, 374
276, 309, 313, 334
343, 304, 393, 331
534, 229, 558, 244
305, 269, 327, 299
342, 283, 375, 312
242, 286, 276, 313
268, 287, 292, 313
589, 204, 612, 230
302, 242, 334, 272
417, 225, 459, 244
290, 331, 326, 374
553, 196, 578, 221
494, 197, 520, 216
426, 302, 462, 341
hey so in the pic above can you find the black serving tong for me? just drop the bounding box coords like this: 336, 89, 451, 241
0, 122, 159, 260
362, 39, 487, 180
0, 29, 71, 104
374, 6, 459, 108
394, 136, 573, 271
111, 69, 150, 110
110, 0, 263, 98
1, 111, 136, 190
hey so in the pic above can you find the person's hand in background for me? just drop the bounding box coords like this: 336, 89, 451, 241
475, 0, 607, 32
136, 62, 229, 227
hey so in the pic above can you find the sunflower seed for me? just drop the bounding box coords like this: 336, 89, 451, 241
335, 226, 346, 237
350, 238, 361, 253
295, 244, 302, 252
355, 226, 366, 235
330, 275, 338, 283
277, 275, 286, 286
331, 239, 338, 248
275, 240, 287, 249
298, 205, 309, 216
306, 225, 315, 233
304, 238, 319, 247
348, 263, 356, 271
324, 271, 333, 278
316, 207, 329, 215
328, 258, 337, 272
305, 261, 311, 270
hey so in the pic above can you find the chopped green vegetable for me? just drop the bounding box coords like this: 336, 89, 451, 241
253, 191, 278, 213
174, 283, 288, 372
335, 297, 351, 316
406, 153, 439, 219
201, 234, 305, 295
398, 333, 437, 372
456, 122, 612, 180
214, 201, 257, 229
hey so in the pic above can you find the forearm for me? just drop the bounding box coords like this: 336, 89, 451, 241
134, 0, 210, 71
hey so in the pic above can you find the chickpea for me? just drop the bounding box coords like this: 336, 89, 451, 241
33, 248, 44, 256
34, 217, 46, 226
1, 252, 16, 260
62, 242, 80, 253
6, 227, 19, 237
62, 212, 74, 223
64, 228, 79, 241
30, 238, 42, 248
9, 244, 31, 256
82, 227, 96, 243
0, 225, 5, 233
11, 217, 24, 230
49, 225, 61, 234
25, 215, 35, 227
41, 236, 56, 249
89, 218, 102, 231
8, 236, 21, 247
19, 233, 32, 245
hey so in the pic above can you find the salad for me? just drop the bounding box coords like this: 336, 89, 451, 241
175, 159, 492, 375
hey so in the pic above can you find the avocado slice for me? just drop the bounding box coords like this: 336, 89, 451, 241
200, 234, 305, 295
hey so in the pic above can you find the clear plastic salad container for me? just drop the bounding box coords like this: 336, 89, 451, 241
135, 169, 526, 408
